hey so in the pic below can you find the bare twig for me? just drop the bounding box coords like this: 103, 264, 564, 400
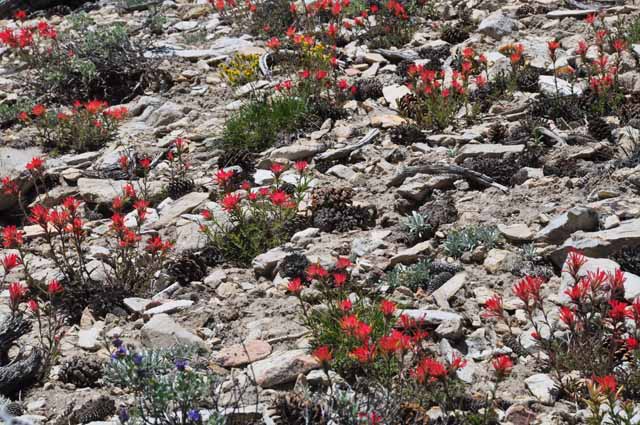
388, 162, 509, 192
316, 129, 380, 162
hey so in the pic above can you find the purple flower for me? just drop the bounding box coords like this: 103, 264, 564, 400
132, 353, 143, 365
111, 345, 127, 360
187, 409, 201, 422
113, 338, 123, 348
175, 358, 188, 371
118, 406, 129, 423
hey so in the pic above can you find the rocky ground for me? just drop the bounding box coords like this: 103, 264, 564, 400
2, 0, 640, 424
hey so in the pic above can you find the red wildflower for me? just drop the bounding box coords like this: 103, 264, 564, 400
221, 193, 241, 212
270, 163, 285, 175
564, 250, 587, 277
339, 298, 352, 311
335, 256, 352, 269
306, 263, 329, 280
414, 358, 447, 383
287, 277, 303, 294
482, 295, 504, 319
378, 333, 401, 354
1, 176, 19, 196
27, 299, 38, 312
340, 314, 359, 332
110, 213, 125, 231
8, 282, 26, 306
145, 236, 172, 254
380, 299, 396, 317
565, 278, 589, 303
626, 337, 639, 351
613, 39, 626, 52
215, 169, 235, 186
315, 70, 328, 81
299, 69, 310, 79
560, 306, 576, 327
266, 37, 281, 49
123, 184, 137, 199
37, 21, 56, 38
15, 9, 27, 20
269, 190, 289, 206
112, 196, 124, 212
47, 279, 63, 294
119, 155, 129, 170
351, 343, 376, 363
547, 40, 560, 58
119, 229, 141, 247
26, 156, 44, 171
609, 300, 627, 322
2, 226, 24, 248
313, 345, 332, 365
354, 321, 372, 341
492, 355, 513, 378
17, 111, 28, 122
294, 161, 308, 173
593, 375, 617, 396
2, 254, 20, 273
85, 100, 107, 114
608, 269, 626, 291
333, 272, 347, 287
450, 354, 468, 371
29, 204, 50, 228
104, 106, 128, 120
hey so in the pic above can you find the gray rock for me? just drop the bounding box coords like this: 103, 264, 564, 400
483, 249, 519, 274
141, 314, 208, 351
389, 241, 433, 267
213, 340, 272, 368
397, 173, 458, 202
525, 373, 558, 405
454, 144, 524, 164
536, 206, 599, 244
151, 192, 210, 229
498, 223, 534, 242
145, 300, 194, 315
539, 75, 582, 97
252, 247, 288, 278
550, 219, 640, 266
327, 164, 356, 180
477, 12, 516, 39
77, 178, 162, 205
250, 349, 319, 388
382, 84, 411, 110
145, 101, 190, 127
432, 272, 467, 308
270, 142, 326, 160
397, 309, 463, 325
77, 321, 104, 351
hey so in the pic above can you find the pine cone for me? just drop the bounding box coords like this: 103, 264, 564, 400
353, 78, 383, 101
621, 102, 640, 126
278, 252, 310, 279
440, 24, 469, 44
280, 182, 297, 195
503, 334, 529, 358
59, 356, 104, 388
516, 66, 541, 92
515, 4, 535, 17
270, 393, 325, 425
393, 403, 429, 425
426, 272, 454, 293
588, 116, 613, 142
57, 396, 115, 425
397, 93, 419, 120
167, 177, 195, 200
167, 249, 214, 284
417, 44, 451, 66
312, 205, 376, 233
487, 122, 508, 143
310, 187, 354, 210
389, 124, 426, 146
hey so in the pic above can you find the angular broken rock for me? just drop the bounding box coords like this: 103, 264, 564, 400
549, 218, 640, 267
477, 12, 516, 40
151, 192, 210, 230
250, 349, 319, 388
431, 272, 467, 308
388, 241, 433, 267
252, 247, 288, 278
483, 249, 519, 274
397, 309, 463, 326
498, 223, 534, 242
525, 373, 558, 405
536, 206, 599, 244
397, 173, 458, 202
213, 340, 272, 368
454, 144, 524, 164
141, 313, 208, 351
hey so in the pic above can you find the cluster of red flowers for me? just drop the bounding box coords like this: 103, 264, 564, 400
8, 279, 62, 313
29, 196, 85, 237
18, 100, 127, 128
0, 20, 56, 49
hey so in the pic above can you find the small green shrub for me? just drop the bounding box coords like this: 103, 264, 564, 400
385, 259, 461, 293
222, 94, 309, 152
402, 210, 432, 243
443, 225, 500, 258
0, 98, 33, 128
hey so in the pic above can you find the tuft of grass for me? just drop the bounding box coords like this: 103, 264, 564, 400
222, 95, 309, 153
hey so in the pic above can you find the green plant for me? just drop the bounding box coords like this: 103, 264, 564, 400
200, 161, 311, 266
222, 94, 309, 152
104, 345, 228, 425
403, 211, 432, 243
0, 98, 33, 128
385, 259, 461, 293
181, 29, 208, 45
443, 225, 500, 258
20, 101, 127, 153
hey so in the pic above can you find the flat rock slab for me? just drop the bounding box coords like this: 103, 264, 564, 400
250, 349, 319, 388
141, 313, 208, 351
397, 309, 463, 326
525, 373, 558, 405
536, 206, 599, 244
213, 340, 272, 368
145, 300, 194, 316
550, 218, 640, 267
432, 272, 467, 308
454, 144, 524, 164
389, 241, 433, 267
151, 192, 210, 229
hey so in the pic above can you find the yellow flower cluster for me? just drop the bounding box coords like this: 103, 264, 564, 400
299, 42, 332, 71
219, 54, 260, 86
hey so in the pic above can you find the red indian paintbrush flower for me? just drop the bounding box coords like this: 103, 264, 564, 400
333, 272, 347, 287
287, 277, 303, 294
2, 253, 20, 272
351, 342, 375, 363
2, 226, 24, 248
492, 355, 513, 378
592, 375, 617, 396
221, 193, 241, 212
215, 169, 235, 186
339, 298, 352, 311
27, 299, 38, 312
513, 275, 544, 307
559, 306, 576, 327
482, 295, 504, 319
380, 299, 396, 317
47, 279, 63, 294
608, 300, 627, 322
26, 156, 44, 171
306, 263, 328, 280
29, 204, 50, 228
564, 250, 587, 278
9, 281, 26, 305
313, 346, 332, 365
335, 256, 352, 269
413, 358, 447, 383
1, 176, 19, 196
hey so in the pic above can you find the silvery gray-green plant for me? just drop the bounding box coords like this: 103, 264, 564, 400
403, 211, 432, 243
